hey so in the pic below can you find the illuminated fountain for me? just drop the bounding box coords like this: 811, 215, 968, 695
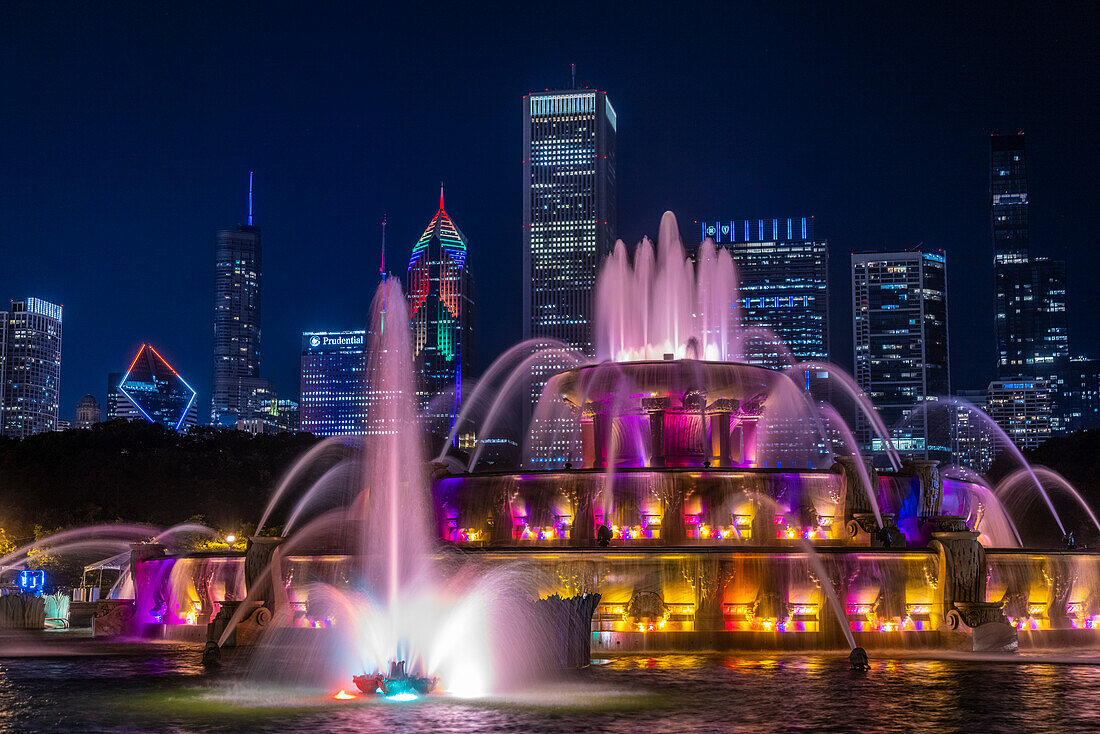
118, 212, 1100, 675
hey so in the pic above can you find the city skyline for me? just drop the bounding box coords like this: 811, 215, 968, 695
1, 2, 1096, 423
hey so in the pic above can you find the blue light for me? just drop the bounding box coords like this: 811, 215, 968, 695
18, 569, 45, 593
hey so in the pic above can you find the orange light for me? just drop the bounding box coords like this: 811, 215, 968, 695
333, 690, 356, 700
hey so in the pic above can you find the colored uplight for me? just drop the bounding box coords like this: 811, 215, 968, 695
386, 692, 419, 702
17, 569, 45, 592
118, 344, 197, 431
333, 690, 356, 700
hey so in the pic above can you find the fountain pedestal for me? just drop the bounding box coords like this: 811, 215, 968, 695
244, 536, 285, 611
929, 526, 1017, 652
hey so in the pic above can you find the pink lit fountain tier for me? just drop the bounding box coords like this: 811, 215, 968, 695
435, 357, 949, 549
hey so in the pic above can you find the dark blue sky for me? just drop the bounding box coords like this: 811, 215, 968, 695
2, 1, 1097, 420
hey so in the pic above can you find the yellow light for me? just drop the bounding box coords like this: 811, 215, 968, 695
225, 535, 236, 545
333, 690, 356, 700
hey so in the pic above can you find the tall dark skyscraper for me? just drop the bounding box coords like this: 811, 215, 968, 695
0, 297, 62, 438
522, 88, 617, 466
852, 251, 950, 458
991, 133, 1030, 264
696, 216, 828, 367
990, 134, 1070, 432
522, 89, 618, 355
211, 173, 270, 426
407, 187, 473, 440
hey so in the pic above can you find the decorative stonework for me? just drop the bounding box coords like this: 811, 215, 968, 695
833, 456, 879, 521
681, 558, 733, 631
901, 459, 944, 519
244, 537, 284, 610
91, 600, 135, 637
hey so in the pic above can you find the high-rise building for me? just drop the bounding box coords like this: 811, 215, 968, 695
1068, 356, 1100, 431
75, 394, 101, 428
0, 298, 63, 438
990, 134, 1071, 432
299, 331, 368, 437
695, 217, 827, 366
987, 378, 1051, 451
522, 88, 617, 466
117, 344, 198, 430
106, 372, 124, 420
212, 173, 270, 426
408, 187, 473, 440
852, 252, 950, 458
522, 89, 617, 354
991, 133, 1030, 264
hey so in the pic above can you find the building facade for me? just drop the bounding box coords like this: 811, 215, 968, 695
522, 89, 617, 466
986, 378, 1052, 451
117, 344, 198, 430
75, 394, 101, 428
299, 331, 368, 437
0, 298, 63, 438
212, 180, 269, 426
852, 252, 950, 458
991, 134, 1071, 432
408, 188, 473, 440
696, 217, 827, 366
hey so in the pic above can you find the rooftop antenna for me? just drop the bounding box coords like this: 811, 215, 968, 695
380, 213, 387, 334
571, 63, 576, 89
247, 171, 254, 226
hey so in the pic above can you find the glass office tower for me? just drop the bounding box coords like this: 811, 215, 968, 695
522, 89, 617, 466
852, 251, 950, 459
408, 187, 473, 440
0, 297, 62, 438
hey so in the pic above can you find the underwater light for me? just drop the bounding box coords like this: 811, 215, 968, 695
387, 692, 419, 702
333, 690, 356, 700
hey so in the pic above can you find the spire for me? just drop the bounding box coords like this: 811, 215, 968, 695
247, 171, 254, 226
439, 180, 445, 212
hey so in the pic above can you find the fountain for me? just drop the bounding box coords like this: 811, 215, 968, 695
111, 212, 1100, 681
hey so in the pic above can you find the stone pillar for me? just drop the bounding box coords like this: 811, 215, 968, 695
129, 542, 166, 627
929, 521, 1017, 651
901, 459, 945, 520
706, 398, 738, 467
681, 558, 733, 635
832, 456, 879, 543
642, 397, 670, 468
565, 481, 597, 547
244, 537, 285, 611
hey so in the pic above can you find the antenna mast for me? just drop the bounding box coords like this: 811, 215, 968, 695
571, 63, 576, 89
247, 171, 254, 226
380, 213, 387, 334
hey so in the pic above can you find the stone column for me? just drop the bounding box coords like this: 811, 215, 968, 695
929, 521, 1016, 651
245, 537, 285, 611
129, 542, 166, 627
832, 456, 879, 543
642, 397, 670, 468
900, 459, 945, 520
706, 398, 738, 467
681, 558, 733, 635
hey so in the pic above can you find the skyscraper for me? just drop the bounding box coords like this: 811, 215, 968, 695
299, 331, 369, 437
695, 216, 828, 367
852, 251, 950, 458
991, 133, 1029, 265
522, 88, 617, 465
117, 344, 199, 430
0, 298, 63, 438
212, 173, 270, 426
408, 187, 473, 440
986, 378, 1051, 451
522, 89, 617, 355
991, 134, 1071, 432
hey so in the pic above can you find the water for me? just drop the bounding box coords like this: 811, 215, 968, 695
3, 642, 1100, 732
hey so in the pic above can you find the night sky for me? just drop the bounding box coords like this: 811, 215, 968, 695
2, 1, 1097, 420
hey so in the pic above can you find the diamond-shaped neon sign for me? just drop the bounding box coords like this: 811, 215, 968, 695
118, 344, 197, 431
